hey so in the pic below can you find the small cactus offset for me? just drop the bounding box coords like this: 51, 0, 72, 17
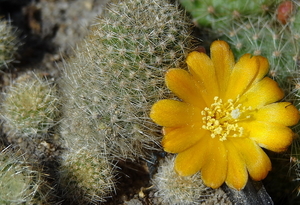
59, 0, 193, 160
59, 147, 115, 204
0, 146, 50, 204
0, 18, 19, 69
1, 72, 59, 137
152, 156, 231, 205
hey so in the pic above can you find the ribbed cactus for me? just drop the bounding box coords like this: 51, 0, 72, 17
179, 0, 274, 28
0, 18, 19, 69
1, 72, 59, 137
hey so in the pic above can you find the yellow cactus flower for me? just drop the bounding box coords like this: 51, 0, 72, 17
150, 40, 300, 190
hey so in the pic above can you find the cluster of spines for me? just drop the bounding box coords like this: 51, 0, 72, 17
0, 18, 19, 69
1, 72, 59, 137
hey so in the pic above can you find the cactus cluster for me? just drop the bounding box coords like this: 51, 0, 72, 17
1, 72, 59, 137
0, 18, 19, 69
4, 0, 300, 203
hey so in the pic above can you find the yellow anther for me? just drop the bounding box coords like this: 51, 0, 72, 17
201, 96, 251, 141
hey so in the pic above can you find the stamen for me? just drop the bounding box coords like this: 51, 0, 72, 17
201, 96, 251, 141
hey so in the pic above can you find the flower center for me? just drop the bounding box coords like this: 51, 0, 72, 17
201, 96, 251, 141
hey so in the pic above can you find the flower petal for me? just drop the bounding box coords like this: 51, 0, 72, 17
210, 40, 234, 94
224, 141, 248, 190
240, 121, 294, 152
253, 56, 269, 84
162, 125, 208, 153
225, 54, 259, 100
230, 138, 271, 181
254, 102, 300, 126
165, 68, 206, 108
238, 77, 284, 109
174, 135, 211, 176
186, 51, 219, 103
150, 99, 202, 127
201, 138, 227, 189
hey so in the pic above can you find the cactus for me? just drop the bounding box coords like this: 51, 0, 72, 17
1, 72, 59, 137
151, 155, 231, 205
179, 0, 275, 28
0, 146, 50, 204
0, 18, 19, 69
57, 0, 195, 203
59, 147, 115, 204
59, 0, 193, 160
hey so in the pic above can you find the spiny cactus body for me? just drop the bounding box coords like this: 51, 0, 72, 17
179, 0, 274, 28
59, 0, 193, 160
1, 72, 59, 137
58, 0, 194, 203
152, 156, 231, 205
59, 147, 115, 204
221, 14, 299, 86
0, 147, 49, 204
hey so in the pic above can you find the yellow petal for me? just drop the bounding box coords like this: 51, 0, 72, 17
240, 121, 294, 152
238, 77, 284, 109
210, 40, 234, 95
254, 102, 300, 126
162, 127, 176, 135
150, 99, 202, 127
186, 51, 219, 103
224, 141, 248, 190
174, 135, 211, 176
165, 68, 206, 108
225, 54, 259, 100
253, 56, 269, 84
230, 138, 271, 181
162, 124, 208, 153
201, 138, 227, 189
